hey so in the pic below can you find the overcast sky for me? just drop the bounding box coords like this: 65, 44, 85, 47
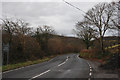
1, 0, 114, 36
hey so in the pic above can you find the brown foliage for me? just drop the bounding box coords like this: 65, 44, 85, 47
48, 38, 63, 54
3, 33, 44, 64
48, 37, 84, 55
80, 49, 94, 54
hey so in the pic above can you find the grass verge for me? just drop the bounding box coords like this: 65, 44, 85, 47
2, 55, 55, 72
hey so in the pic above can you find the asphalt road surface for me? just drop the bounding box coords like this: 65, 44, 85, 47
2, 54, 91, 80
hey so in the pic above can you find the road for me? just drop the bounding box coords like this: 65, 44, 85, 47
2, 54, 92, 80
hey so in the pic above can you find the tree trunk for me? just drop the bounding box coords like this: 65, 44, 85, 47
86, 44, 89, 49
100, 36, 104, 54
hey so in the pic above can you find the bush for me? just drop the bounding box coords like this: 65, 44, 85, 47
3, 34, 44, 64
48, 38, 63, 55
80, 49, 95, 58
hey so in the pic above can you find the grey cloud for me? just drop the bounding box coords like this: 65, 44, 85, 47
2, 2, 97, 36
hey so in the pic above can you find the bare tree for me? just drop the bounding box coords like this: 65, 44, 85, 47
84, 3, 116, 53
36, 25, 55, 34
14, 19, 31, 35
35, 25, 55, 41
74, 20, 97, 49
110, 1, 120, 31
2, 18, 31, 36
2, 18, 16, 45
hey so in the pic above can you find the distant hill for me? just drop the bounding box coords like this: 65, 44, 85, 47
103, 36, 120, 41
103, 36, 120, 45
93, 36, 120, 43
52, 35, 85, 46
92, 36, 120, 52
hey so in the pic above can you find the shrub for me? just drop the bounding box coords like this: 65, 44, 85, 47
80, 49, 95, 58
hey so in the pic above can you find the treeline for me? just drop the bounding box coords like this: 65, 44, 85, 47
74, 1, 119, 54
2, 19, 85, 65
74, 1, 120, 69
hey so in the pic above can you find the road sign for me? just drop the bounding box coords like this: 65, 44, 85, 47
3, 43, 9, 65
3, 43, 9, 52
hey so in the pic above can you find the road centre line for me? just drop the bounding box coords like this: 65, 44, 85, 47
3, 56, 62, 74
30, 56, 69, 80
58, 62, 66, 67
4, 56, 68, 79
29, 70, 51, 80
77, 54, 79, 59
58, 56, 68, 67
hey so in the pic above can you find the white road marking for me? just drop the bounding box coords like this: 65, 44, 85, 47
29, 56, 69, 80
29, 70, 51, 80
89, 72, 92, 76
87, 61, 93, 80
90, 69, 92, 72
77, 54, 80, 59
58, 56, 68, 67
3, 56, 68, 74
58, 62, 66, 67
66, 58, 68, 61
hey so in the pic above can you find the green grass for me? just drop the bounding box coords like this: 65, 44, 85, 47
2, 56, 54, 72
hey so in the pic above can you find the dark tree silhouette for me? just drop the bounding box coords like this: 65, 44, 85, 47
74, 20, 97, 49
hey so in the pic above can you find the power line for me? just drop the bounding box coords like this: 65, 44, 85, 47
62, 0, 86, 14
